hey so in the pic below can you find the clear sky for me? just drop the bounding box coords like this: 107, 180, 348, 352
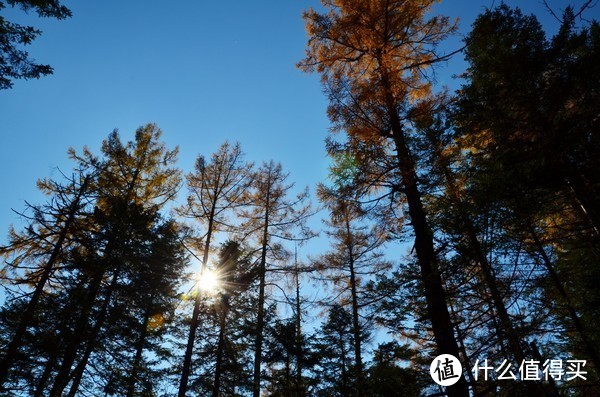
0, 0, 597, 271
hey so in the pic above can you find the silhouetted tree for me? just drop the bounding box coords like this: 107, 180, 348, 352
0, 0, 71, 88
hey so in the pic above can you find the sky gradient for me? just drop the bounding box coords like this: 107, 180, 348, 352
1, 0, 598, 255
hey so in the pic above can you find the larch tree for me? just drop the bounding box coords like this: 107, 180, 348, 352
176, 141, 254, 397
42, 124, 182, 397
238, 160, 313, 397
299, 2, 468, 395
0, 170, 93, 389
313, 185, 390, 393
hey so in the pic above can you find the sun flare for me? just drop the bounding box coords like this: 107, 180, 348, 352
196, 268, 219, 294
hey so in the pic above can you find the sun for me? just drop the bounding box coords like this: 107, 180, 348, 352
195, 268, 220, 294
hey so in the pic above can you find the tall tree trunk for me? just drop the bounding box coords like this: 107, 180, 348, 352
563, 161, 600, 235
34, 352, 57, 397
429, 132, 532, 370
386, 108, 469, 397
63, 266, 123, 397
48, 269, 105, 397
0, 175, 90, 387
212, 296, 229, 397
33, 275, 88, 397
178, 200, 217, 397
252, 177, 271, 397
126, 309, 151, 397
294, 251, 303, 397
530, 225, 600, 374
344, 209, 363, 387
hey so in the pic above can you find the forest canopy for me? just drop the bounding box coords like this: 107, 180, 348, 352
0, 1, 599, 396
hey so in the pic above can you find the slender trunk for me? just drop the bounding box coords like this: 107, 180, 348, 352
344, 208, 363, 386
64, 266, 123, 397
178, 200, 217, 397
449, 303, 477, 395
126, 309, 151, 397
48, 269, 104, 397
253, 177, 271, 397
430, 139, 530, 370
563, 162, 600, 235
386, 114, 468, 397
34, 276, 88, 397
0, 175, 89, 387
529, 341, 560, 397
212, 296, 229, 397
294, 252, 303, 397
428, 129, 552, 391
530, 226, 600, 374
34, 353, 56, 397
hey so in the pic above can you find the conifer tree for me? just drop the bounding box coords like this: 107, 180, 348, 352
299, 2, 468, 395
176, 141, 253, 397
238, 160, 313, 397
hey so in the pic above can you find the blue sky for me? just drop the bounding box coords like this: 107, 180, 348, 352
0, 0, 597, 268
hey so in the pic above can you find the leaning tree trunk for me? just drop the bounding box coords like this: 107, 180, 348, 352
428, 131, 544, 395
126, 309, 151, 397
0, 175, 90, 387
382, 78, 469, 397
530, 225, 600, 375
60, 265, 123, 397
48, 267, 106, 397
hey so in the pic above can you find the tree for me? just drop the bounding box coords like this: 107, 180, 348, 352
366, 341, 425, 397
0, 0, 71, 89
238, 160, 313, 397
0, 170, 93, 388
299, 2, 468, 395
314, 186, 390, 392
38, 124, 181, 396
455, 4, 600, 383
313, 304, 367, 397
176, 141, 253, 397
211, 240, 256, 397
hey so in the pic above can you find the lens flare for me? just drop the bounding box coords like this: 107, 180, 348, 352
196, 268, 219, 293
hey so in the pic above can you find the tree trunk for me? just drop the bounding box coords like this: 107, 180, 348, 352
48, 269, 105, 397
563, 161, 600, 235
178, 199, 217, 397
212, 296, 229, 397
430, 137, 535, 383
385, 97, 468, 397
344, 208, 363, 387
126, 309, 151, 397
252, 177, 271, 397
0, 175, 90, 387
64, 266, 123, 397
294, 252, 303, 397
530, 225, 600, 374
33, 276, 88, 397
